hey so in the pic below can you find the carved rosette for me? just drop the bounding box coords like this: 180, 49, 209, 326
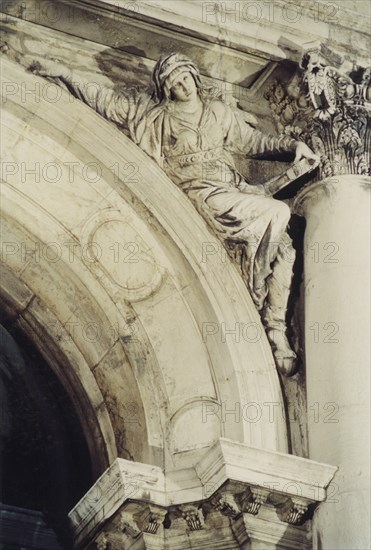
265, 44, 370, 180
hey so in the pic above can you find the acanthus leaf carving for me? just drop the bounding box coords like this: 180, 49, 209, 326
96, 533, 109, 550
96, 529, 131, 550
277, 497, 310, 526
236, 486, 269, 516
264, 45, 371, 180
178, 504, 205, 531
208, 492, 241, 519
132, 504, 167, 535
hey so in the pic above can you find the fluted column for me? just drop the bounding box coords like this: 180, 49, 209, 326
279, 45, 371, 549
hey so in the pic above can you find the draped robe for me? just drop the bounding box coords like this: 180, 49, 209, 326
73, 84, 296, 311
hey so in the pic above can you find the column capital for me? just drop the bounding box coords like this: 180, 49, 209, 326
265, 43, 370, 180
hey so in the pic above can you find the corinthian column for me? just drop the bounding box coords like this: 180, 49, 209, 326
279, 45, 370, 549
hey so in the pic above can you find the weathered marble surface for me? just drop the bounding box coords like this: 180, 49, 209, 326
0, 1, 331, 472
1, 2, 369, 547
294, 175, 371, 550
1, 0, 370, 67
69, 439, 337, 549
1, 56, 290, 477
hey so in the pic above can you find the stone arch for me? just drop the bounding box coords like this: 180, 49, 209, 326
0, 58, 289, 475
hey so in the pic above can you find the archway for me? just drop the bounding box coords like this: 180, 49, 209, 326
1, 56, 288, 477
0, 323, 92, 548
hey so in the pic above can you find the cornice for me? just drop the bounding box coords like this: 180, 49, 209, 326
69, 438, 337, 547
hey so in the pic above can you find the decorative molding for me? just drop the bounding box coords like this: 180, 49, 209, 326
132, 505, 168, 535
242, 506, 311, 550
2, 0, 369, 69
69, 438, 337, 548
277, 497, 311, 526
178, 505, 205, 531
208, 492, 240, 519
237, 486, 269, 516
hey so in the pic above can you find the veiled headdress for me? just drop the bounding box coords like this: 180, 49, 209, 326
152, 52, 202, 102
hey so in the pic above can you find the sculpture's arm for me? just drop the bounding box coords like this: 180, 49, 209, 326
39, 59, 131, 126
224, 103, 317, 161
1, 43, 131, 126
224, 105, 296, 156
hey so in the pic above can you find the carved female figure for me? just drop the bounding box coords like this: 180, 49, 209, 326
2, 48, 318, 374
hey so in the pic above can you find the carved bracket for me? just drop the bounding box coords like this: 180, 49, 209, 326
178, 504, 205, 531
236, 486, 269, 516
277, 497, 311, 525
208, 492, 241, 519
134, 505, 167, 534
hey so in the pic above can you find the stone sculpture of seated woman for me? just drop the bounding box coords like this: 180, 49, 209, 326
1, 46, 319, 375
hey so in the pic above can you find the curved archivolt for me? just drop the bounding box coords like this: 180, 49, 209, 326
0, 57, 288, 476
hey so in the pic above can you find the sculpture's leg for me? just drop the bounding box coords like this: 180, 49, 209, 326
262, 231, 297, 376
191, 188, 297, 374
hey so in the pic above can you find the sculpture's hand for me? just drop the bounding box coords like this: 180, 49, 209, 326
28, 57, 68, 79
0, 41, 22, 64
0, 40, 9, 54
294, 141, 320, 165
0, 41, 62, 77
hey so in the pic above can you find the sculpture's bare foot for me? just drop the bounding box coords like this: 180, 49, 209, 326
266, 327, 297, 376
273, 352, 297, 376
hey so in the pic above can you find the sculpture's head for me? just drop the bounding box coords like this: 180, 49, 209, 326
152, 52, 202, 103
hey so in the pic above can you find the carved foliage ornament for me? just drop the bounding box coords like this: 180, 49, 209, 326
209, 492, 241, 518
277, 497, 310, 526
236, 486, 269, 516
91, 485, 316, 549
179, 505, 205, 531
264, 46, 371, 179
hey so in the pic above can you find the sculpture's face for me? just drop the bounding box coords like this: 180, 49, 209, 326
170, 71, 197, 102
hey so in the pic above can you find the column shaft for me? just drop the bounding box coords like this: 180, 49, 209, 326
297, 176, 370, 549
